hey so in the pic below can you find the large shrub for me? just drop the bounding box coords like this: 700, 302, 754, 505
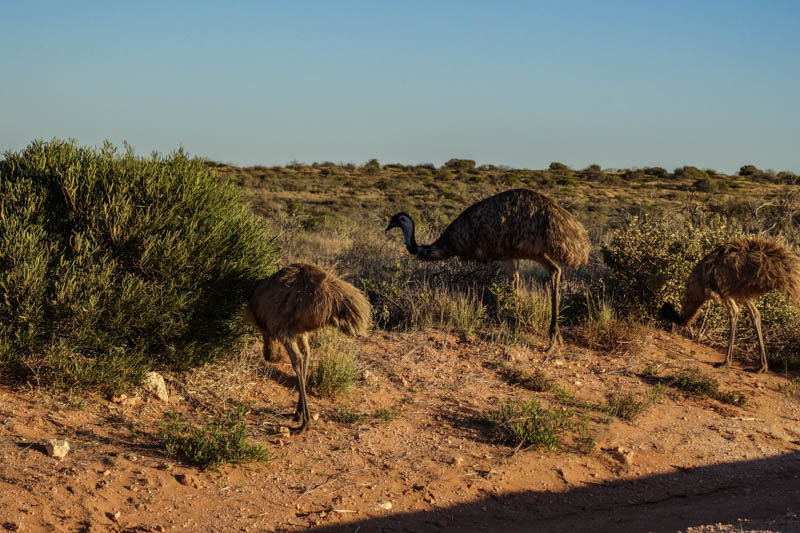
0, 139, 279, 391
601, 212, 742, 317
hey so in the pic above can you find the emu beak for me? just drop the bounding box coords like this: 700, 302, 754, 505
385, 222, 396, 233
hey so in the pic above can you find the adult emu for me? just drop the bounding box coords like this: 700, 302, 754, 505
661, 236, 800, 373
245, 263, 371, 432
385, 189, 590, 355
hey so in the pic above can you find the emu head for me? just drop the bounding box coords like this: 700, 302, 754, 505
385, 212, 414, 235
385, 212, 418, 255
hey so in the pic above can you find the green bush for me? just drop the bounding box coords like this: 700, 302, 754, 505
443, 158, 476, 171
160, 406, 271, 470
674, 166, 709, 180
643, 167, 668, 178
484, 398, 574, 451
601, 212, 741, 318
0, 139, 279, 391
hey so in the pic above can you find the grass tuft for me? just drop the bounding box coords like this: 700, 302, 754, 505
160, 406, 272, 470
666, 373, 748, 407
484, 398, 573, 450
307, 330, 361, 398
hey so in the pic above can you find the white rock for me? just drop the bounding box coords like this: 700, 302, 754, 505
45, 439, 70, 459
378, 501, 392, 510
142, 372, 169, 402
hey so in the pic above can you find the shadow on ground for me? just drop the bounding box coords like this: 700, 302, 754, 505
311, 452, 800, 533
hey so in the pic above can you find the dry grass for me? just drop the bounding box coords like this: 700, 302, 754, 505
216, 161, 800, 363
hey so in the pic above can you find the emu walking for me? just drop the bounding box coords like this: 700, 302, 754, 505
245, 263, 371, 432
385, 189, 590, 354
660, 236, 800, 373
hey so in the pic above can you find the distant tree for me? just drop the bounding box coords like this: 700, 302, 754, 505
643, 167, 668, 178
363, 158, 380, 174
674, 166, 709, 180
444, 158, 476, 171
739, 165, 760, 177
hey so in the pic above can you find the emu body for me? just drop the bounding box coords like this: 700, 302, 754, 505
660, 236, 800, 372
245, 263, 371, 432
386, 189, 590, 355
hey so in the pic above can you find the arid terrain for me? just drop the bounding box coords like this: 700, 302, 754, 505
2, 328, 799, 532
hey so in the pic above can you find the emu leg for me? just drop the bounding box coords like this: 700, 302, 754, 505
299, 333, 314, 423
745, 301, 768, 373
721, 299, 739, 368
284, 338, 311, 433
541, 254, 562, 357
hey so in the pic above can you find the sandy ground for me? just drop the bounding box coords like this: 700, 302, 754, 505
2, 329, 800, 533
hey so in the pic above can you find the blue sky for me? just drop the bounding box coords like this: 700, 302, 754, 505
1, 1, 798, 172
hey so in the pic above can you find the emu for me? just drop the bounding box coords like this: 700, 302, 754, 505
386, 188, 590, 354
661, 235, 800, 373
245, 263, 371, 432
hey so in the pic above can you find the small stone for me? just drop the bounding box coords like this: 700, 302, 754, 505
312, 413, 320, 421
174, 473, 199, 488
378, 501, 392, 510
102, 470, 111, 476
611, 446, 634, 466
44, 439, 70, 459
449, 456, 464, 466
142, 372, 169, 402
278, 426, 291, 435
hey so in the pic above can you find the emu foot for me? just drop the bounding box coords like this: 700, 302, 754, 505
290, 424, 309, 435
290, 418, 311, 434
713, 361, 732, 369
755, 365, 768, 374
543, 329, 563, 359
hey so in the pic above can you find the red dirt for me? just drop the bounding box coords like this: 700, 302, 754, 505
2, 330, 800, 532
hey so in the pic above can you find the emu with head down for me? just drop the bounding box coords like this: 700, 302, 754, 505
661, 235, 800, 373
245, 263, 371, 432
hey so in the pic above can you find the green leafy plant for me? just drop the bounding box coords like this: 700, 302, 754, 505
666, 373, 748, 407
160, 406, 272, 470
0, 139, 279, 391
484, 398, 573, 450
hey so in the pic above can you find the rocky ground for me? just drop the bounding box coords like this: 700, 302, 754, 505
2, 329, 800, 532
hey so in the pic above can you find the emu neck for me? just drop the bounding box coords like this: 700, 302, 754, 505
399, 219, 447, 260
399, 219, 419, 255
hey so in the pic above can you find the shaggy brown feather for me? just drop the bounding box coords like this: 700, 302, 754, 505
660, 235, 800, 372
386, 189, 589, 355
246, 263, 371, 432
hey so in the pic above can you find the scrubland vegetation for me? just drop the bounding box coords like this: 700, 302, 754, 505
219, 156, 800, 373
1, 141, 799, 464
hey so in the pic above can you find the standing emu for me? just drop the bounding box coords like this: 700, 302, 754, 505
385, 189, 590, 354
660, 236, 800, 373
245, 263, 371, 433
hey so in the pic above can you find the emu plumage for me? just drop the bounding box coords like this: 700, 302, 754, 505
661, 235, 800, 373
386, 189, 590, 354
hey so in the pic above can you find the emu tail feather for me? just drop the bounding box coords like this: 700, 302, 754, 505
327, 276, 372, 336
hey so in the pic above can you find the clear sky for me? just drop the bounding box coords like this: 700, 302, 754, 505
1, 1, 798, 173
